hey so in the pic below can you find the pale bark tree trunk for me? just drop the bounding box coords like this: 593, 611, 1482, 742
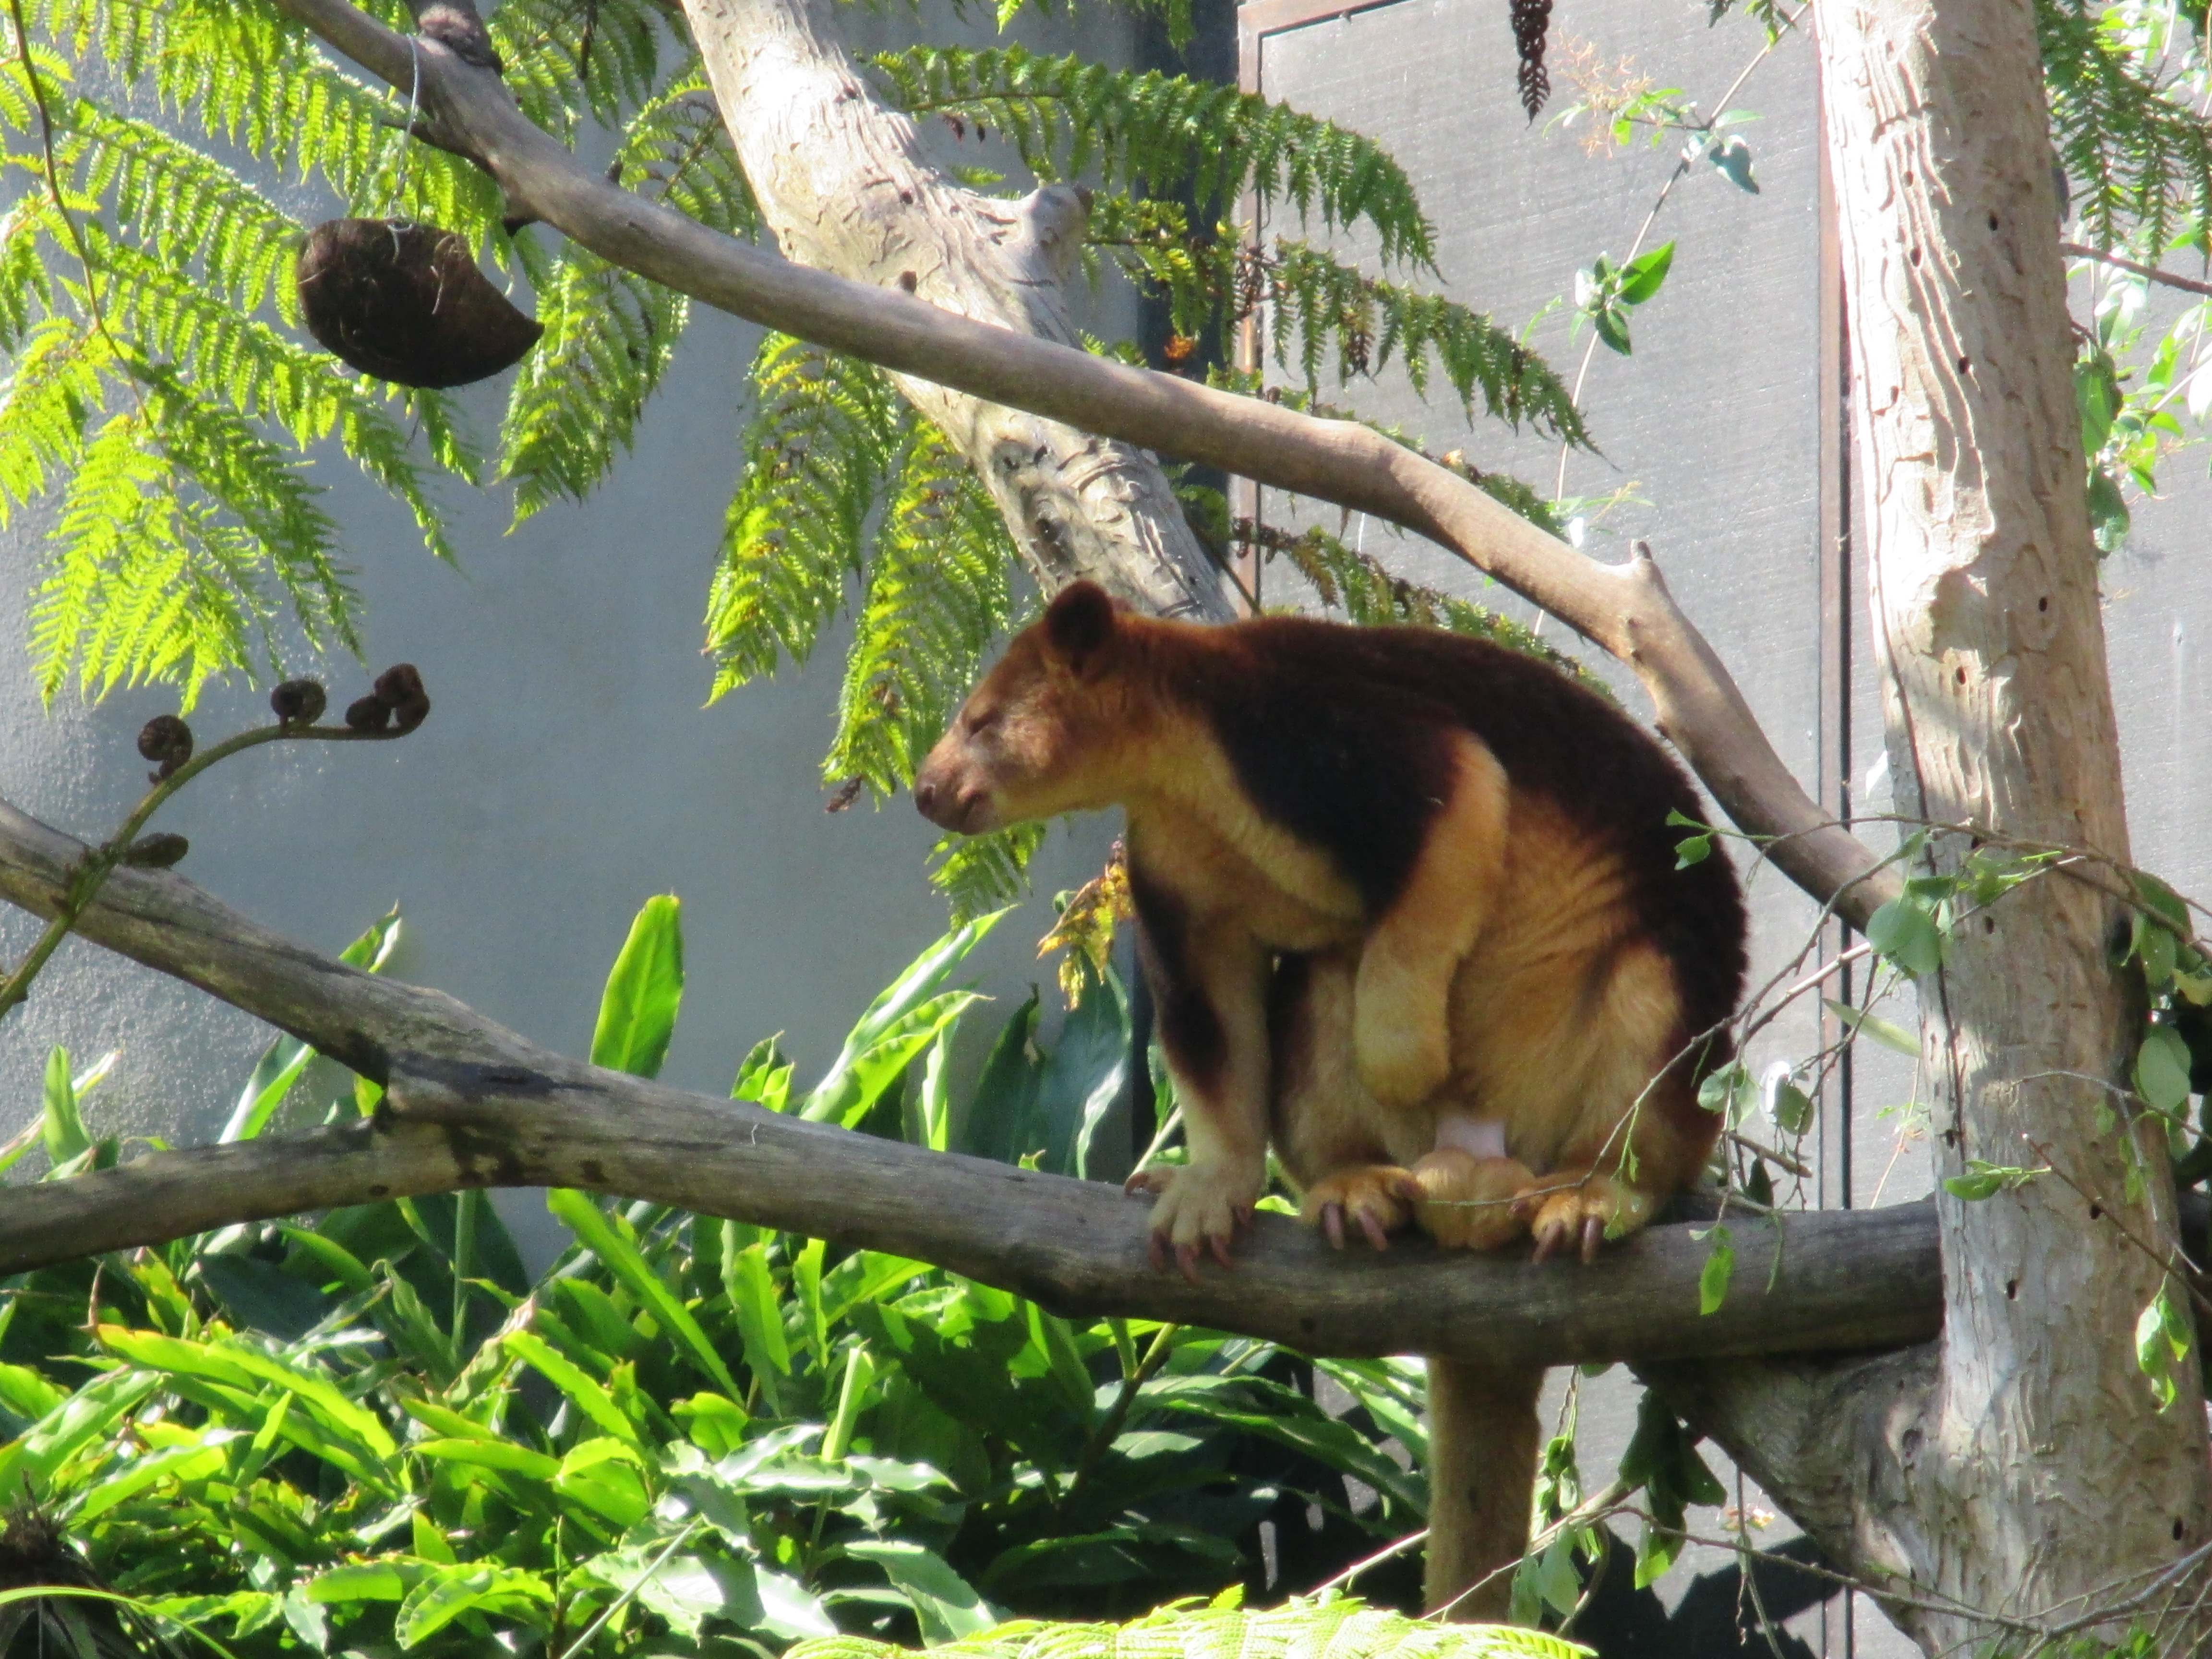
683, 0, 1234, 622
1655, 2, 2212, 1649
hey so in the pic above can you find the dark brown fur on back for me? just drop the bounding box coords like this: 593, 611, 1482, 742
1154, 618, 1747, 1044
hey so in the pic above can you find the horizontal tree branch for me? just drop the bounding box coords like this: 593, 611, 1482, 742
269, 0, 1896, 928
0, 793, 1939, 1366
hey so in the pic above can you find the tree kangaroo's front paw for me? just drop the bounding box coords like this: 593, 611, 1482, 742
1351, 1002, 1451, 1108
1409, 1147, 1537, 1250
1127, 1161, 1262, 1282
1519, 1169, 1659, 1264
1299, 1165, 1421, 1250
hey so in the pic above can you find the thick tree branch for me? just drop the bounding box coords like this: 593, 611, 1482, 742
265, 0, 1895, 928
0, 793, 1942, 1365
689, 0, 1230, 621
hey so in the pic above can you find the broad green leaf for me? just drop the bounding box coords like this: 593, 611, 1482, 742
1866, 896, 1942, 976
839, 1539, 997, 1641
545, 1188, 741, 1398
577, 1545, 734, 1637
592, 894, 685, 1079
224, 911, 400, 1141
801, 912, 1004, 1123
411, 1438, 563, 1482
554, 1437, 652, 1527
95, 1326, 396, 1459
505, 1329, 644, 1447
41, 1045, 91, 1165
1617, 240, 1675, 303
305, 1563, 414, 1604
1695, 1225, 1734, 1316
2137, 1025, 2194, 1114
1824, 998, 1921, 1057
393, 1565, 493, 1648
733, 1034, 795, 1109
724, 1241, 791, 1414
67, 1435, 232, 1521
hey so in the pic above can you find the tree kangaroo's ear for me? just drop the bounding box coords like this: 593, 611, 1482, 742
1044, 581, 1117, 673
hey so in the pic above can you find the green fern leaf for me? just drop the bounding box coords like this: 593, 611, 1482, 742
868, 47, 1436, 267
2039, 0, 2212, 254
704, 336, 899, 697
827, 416, 1018, 797
928, 822, 1046, 922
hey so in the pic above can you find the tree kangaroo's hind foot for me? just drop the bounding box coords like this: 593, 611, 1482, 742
1520, 1166, 1660, 1264
1125, 1159, 1261, 1279
1299, 1164, 1422, 1250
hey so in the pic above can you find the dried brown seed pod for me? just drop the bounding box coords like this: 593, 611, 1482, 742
270, 679, 328, 726
372, 662, 431, 732
346, 695, 393, 733
137, 714, 193, 780
122, 832, 190, 869
297, 219, 542, 389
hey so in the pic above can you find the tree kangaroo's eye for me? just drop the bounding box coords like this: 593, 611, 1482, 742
966, 705, 1002, 736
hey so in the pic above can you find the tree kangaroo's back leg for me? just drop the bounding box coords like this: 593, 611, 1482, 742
1354, 733, 1510, 1108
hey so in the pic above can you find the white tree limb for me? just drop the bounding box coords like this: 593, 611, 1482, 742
688, 0, 1231, 620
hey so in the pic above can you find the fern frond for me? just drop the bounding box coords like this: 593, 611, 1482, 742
1264, 239, 1584, 438
928, 822, 1046, 922
0, 315, 107, 517
51, 96, 301, 316
127, 0, 504, 249
619, 64, 760, 239
704, 337, 899, 697
501, 251, 689, 519
2039, 0, 2212, 253
491, 0, 664, 141
502, 65, 760, 516
1239, 513, 1605, 692
1095, 200, 1585, 441
137, 367, 360, 658
869, 46, 1436, 267
827, 417, 1018, 797
30, 413, 264, 707
0, 197, 57, 357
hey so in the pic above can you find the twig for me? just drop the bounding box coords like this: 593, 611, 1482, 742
2023, 1137, 2212, 1323
2062, 241, 2212, 300
0, 717, 416, 1024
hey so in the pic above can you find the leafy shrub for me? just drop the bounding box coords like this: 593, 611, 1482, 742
0, 899, 1429, 1659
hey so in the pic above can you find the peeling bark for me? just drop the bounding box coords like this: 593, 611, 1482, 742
687, 0, 1231, 619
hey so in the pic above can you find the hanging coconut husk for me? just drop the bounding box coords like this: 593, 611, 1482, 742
296, 217, 542, 389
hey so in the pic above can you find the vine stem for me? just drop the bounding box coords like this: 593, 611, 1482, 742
0, 719, 413, 1024
1057, 1321, 1179, 1516
5, 0, 146, 421
1549, 7, 1805, 504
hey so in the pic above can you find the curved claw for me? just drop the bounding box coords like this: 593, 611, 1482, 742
1176, 1239, 1202, 1285
1582, 1214, 1604, 1264
1322, 1202, 1346, 1250
1359, 1209, 1391, 1252
1148, 1231, 1170, 1274
1530, 1222, 1563, 1264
